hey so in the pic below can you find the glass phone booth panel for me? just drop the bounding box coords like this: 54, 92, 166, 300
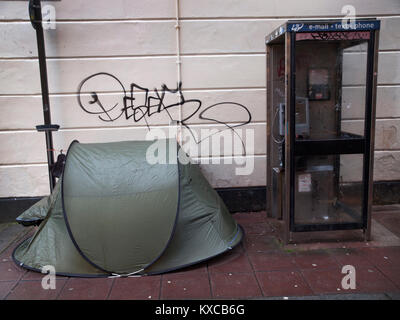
266, 20, 380, 243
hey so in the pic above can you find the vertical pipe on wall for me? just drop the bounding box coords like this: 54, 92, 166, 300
175, 0, 183, 144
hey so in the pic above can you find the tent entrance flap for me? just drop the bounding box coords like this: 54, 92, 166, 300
62, 140, 180, 275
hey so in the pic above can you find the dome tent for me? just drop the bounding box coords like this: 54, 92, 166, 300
13, 139, 243, 277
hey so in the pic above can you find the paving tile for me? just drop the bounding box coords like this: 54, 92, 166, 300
58, 278, 113, 300
20, 271, 44, 281
233, 212, 267, 224
301, 265, 399, 295
243, 235, 281, 253
372, 205, 400, 212
354, 266, 398, 294
230, 242, 244, 253
366, 220, 400, 247
108, 276, 161, 300
161, 272, 211, 300
289, 230, 364, 247
292, 250, 339, 270
208, 251, 252, 274
256, 270, 313, 297
0, 224, 27, 253
360, 246, 400, 268
372, 211, 400, 238
0, 261, 25, 281
301, 266, 346, 295
240, 222, 274, 235
21, 270, 68, 281
248, 252, 297, 272
285, 239, 369, 251
0, 245, 14, 263
164, 262, 208, 278
210, 272, 262, 299
327, 248, 374, 268
267, 218, 284, 234
386, 292, 400, 300
6, 279, 66, 300
377, 266, 400, 289
0, 281, 16, 300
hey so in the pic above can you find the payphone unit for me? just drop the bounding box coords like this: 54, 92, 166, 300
266, 19, 380, 243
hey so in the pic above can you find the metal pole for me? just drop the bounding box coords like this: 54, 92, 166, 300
29, 0, 58, 191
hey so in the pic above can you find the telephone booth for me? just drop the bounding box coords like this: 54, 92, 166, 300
265, 20, 380, 243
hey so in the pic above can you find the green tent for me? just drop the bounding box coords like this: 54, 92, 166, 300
13, 139, 243, 277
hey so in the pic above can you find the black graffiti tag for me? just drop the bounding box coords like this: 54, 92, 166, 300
77, 72, 252, 149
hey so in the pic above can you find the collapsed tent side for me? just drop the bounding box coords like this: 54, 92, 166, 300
61, 139, 180, 275
13, 180, 107, 277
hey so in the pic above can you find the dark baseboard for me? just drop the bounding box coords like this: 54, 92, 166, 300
1, 181, 399, 223
0, 197, 42, 224
372, 180, 400, 205
216, 186, 266, 213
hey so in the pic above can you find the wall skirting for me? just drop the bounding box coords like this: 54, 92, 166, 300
1, 181, 399, 223
0, 197, 43, 223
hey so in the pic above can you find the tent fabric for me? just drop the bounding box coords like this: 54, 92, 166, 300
13, 139, 243, 277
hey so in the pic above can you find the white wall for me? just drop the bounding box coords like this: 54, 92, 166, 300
0, 0, 400, 197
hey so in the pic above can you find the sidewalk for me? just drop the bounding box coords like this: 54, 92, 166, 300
1, 206, 399, 300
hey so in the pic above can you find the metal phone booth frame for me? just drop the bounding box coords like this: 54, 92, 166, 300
266, 20, 380, 244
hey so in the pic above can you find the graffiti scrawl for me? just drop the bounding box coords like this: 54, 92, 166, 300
77, 72, 252, 153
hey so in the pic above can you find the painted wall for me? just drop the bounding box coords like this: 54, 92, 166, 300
0, 0, 399, 197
